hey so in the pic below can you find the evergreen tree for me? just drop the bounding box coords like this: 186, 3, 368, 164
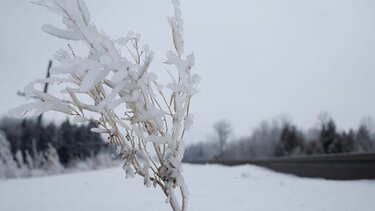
274, 124, 304, 157
19, 119, 37, 161
355, 125, 372, 152
319, 119, 339, 153
338, 130, 355, 153
56, 119, 74, 164
304, 140, 324, 155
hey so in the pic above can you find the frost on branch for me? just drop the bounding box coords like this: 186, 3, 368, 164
11, 0, 198, 211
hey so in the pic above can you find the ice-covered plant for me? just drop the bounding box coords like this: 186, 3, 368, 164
8, 0, 199, 210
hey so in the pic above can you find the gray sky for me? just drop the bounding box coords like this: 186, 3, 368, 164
0, 0, 375, 143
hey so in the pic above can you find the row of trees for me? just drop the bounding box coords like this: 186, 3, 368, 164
273, 119, 373, 156
184, 118, 375, 161
0, 118, 109, 167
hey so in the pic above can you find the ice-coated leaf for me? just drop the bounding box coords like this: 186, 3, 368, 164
156, 84, 163, 92
177, 142, 185, 162
170, 18, 184, 55
108, 93, 139, 109
90, 127, 108, 133
176, 59, 189, 84
104, 37, 121, 62
188, 87, 199, 97
42, 24, 83, 41
32, 90, 61, 103
187, 53, 195, 67
98, 80, 127, 109
76, 0, 91, 25
123, 165, 135, 179
33, 101, 75, 116
79, 69, 109, 92
166, 69, 177, 84
144, 134, 172, 145
24, 77, 74, 98
6, 102, 43, 117
137, 108, 165, 123
192, 74, 201, 84
147, 72, 157, 81
115, 35, 132, 46
165, 50, 178, 64
52, 58, 102, 75
73, 116, 89, 123
8, 101, 74, 117
174, 92, 183, 113
34, 0, 47, 6
58, 0, 84, 25
175, 8, 183, 25
142, 162, 151, 188
81, 26, 102, 43
111, 69, 128, 84
100, 55, 112, 65
115, 119, 129, 129
167, 83, 186, 93
51, 57, 82, 74
54, 49, 71, 62
184, 114, 194, 130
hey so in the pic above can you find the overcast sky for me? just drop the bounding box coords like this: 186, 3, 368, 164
0, 0, 375, 143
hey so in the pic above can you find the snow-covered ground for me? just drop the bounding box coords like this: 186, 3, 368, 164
0, 164, 374, 211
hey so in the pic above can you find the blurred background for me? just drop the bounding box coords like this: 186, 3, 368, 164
0, 0, 375, 178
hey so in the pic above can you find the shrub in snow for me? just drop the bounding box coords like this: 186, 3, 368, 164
9, 0, 198, 210
42, 143, 64, 175
0, 132, 19, 178
15, 150, 30, 177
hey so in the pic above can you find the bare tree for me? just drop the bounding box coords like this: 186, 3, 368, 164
214, 120, 232, 155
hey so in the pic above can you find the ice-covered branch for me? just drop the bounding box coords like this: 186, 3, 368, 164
9, 0, 198, 210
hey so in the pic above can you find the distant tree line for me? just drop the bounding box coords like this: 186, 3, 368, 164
184, 118, 375, 161
0, 118, 109, 167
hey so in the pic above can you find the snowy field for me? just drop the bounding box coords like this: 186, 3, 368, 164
1, 164, 374, 211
